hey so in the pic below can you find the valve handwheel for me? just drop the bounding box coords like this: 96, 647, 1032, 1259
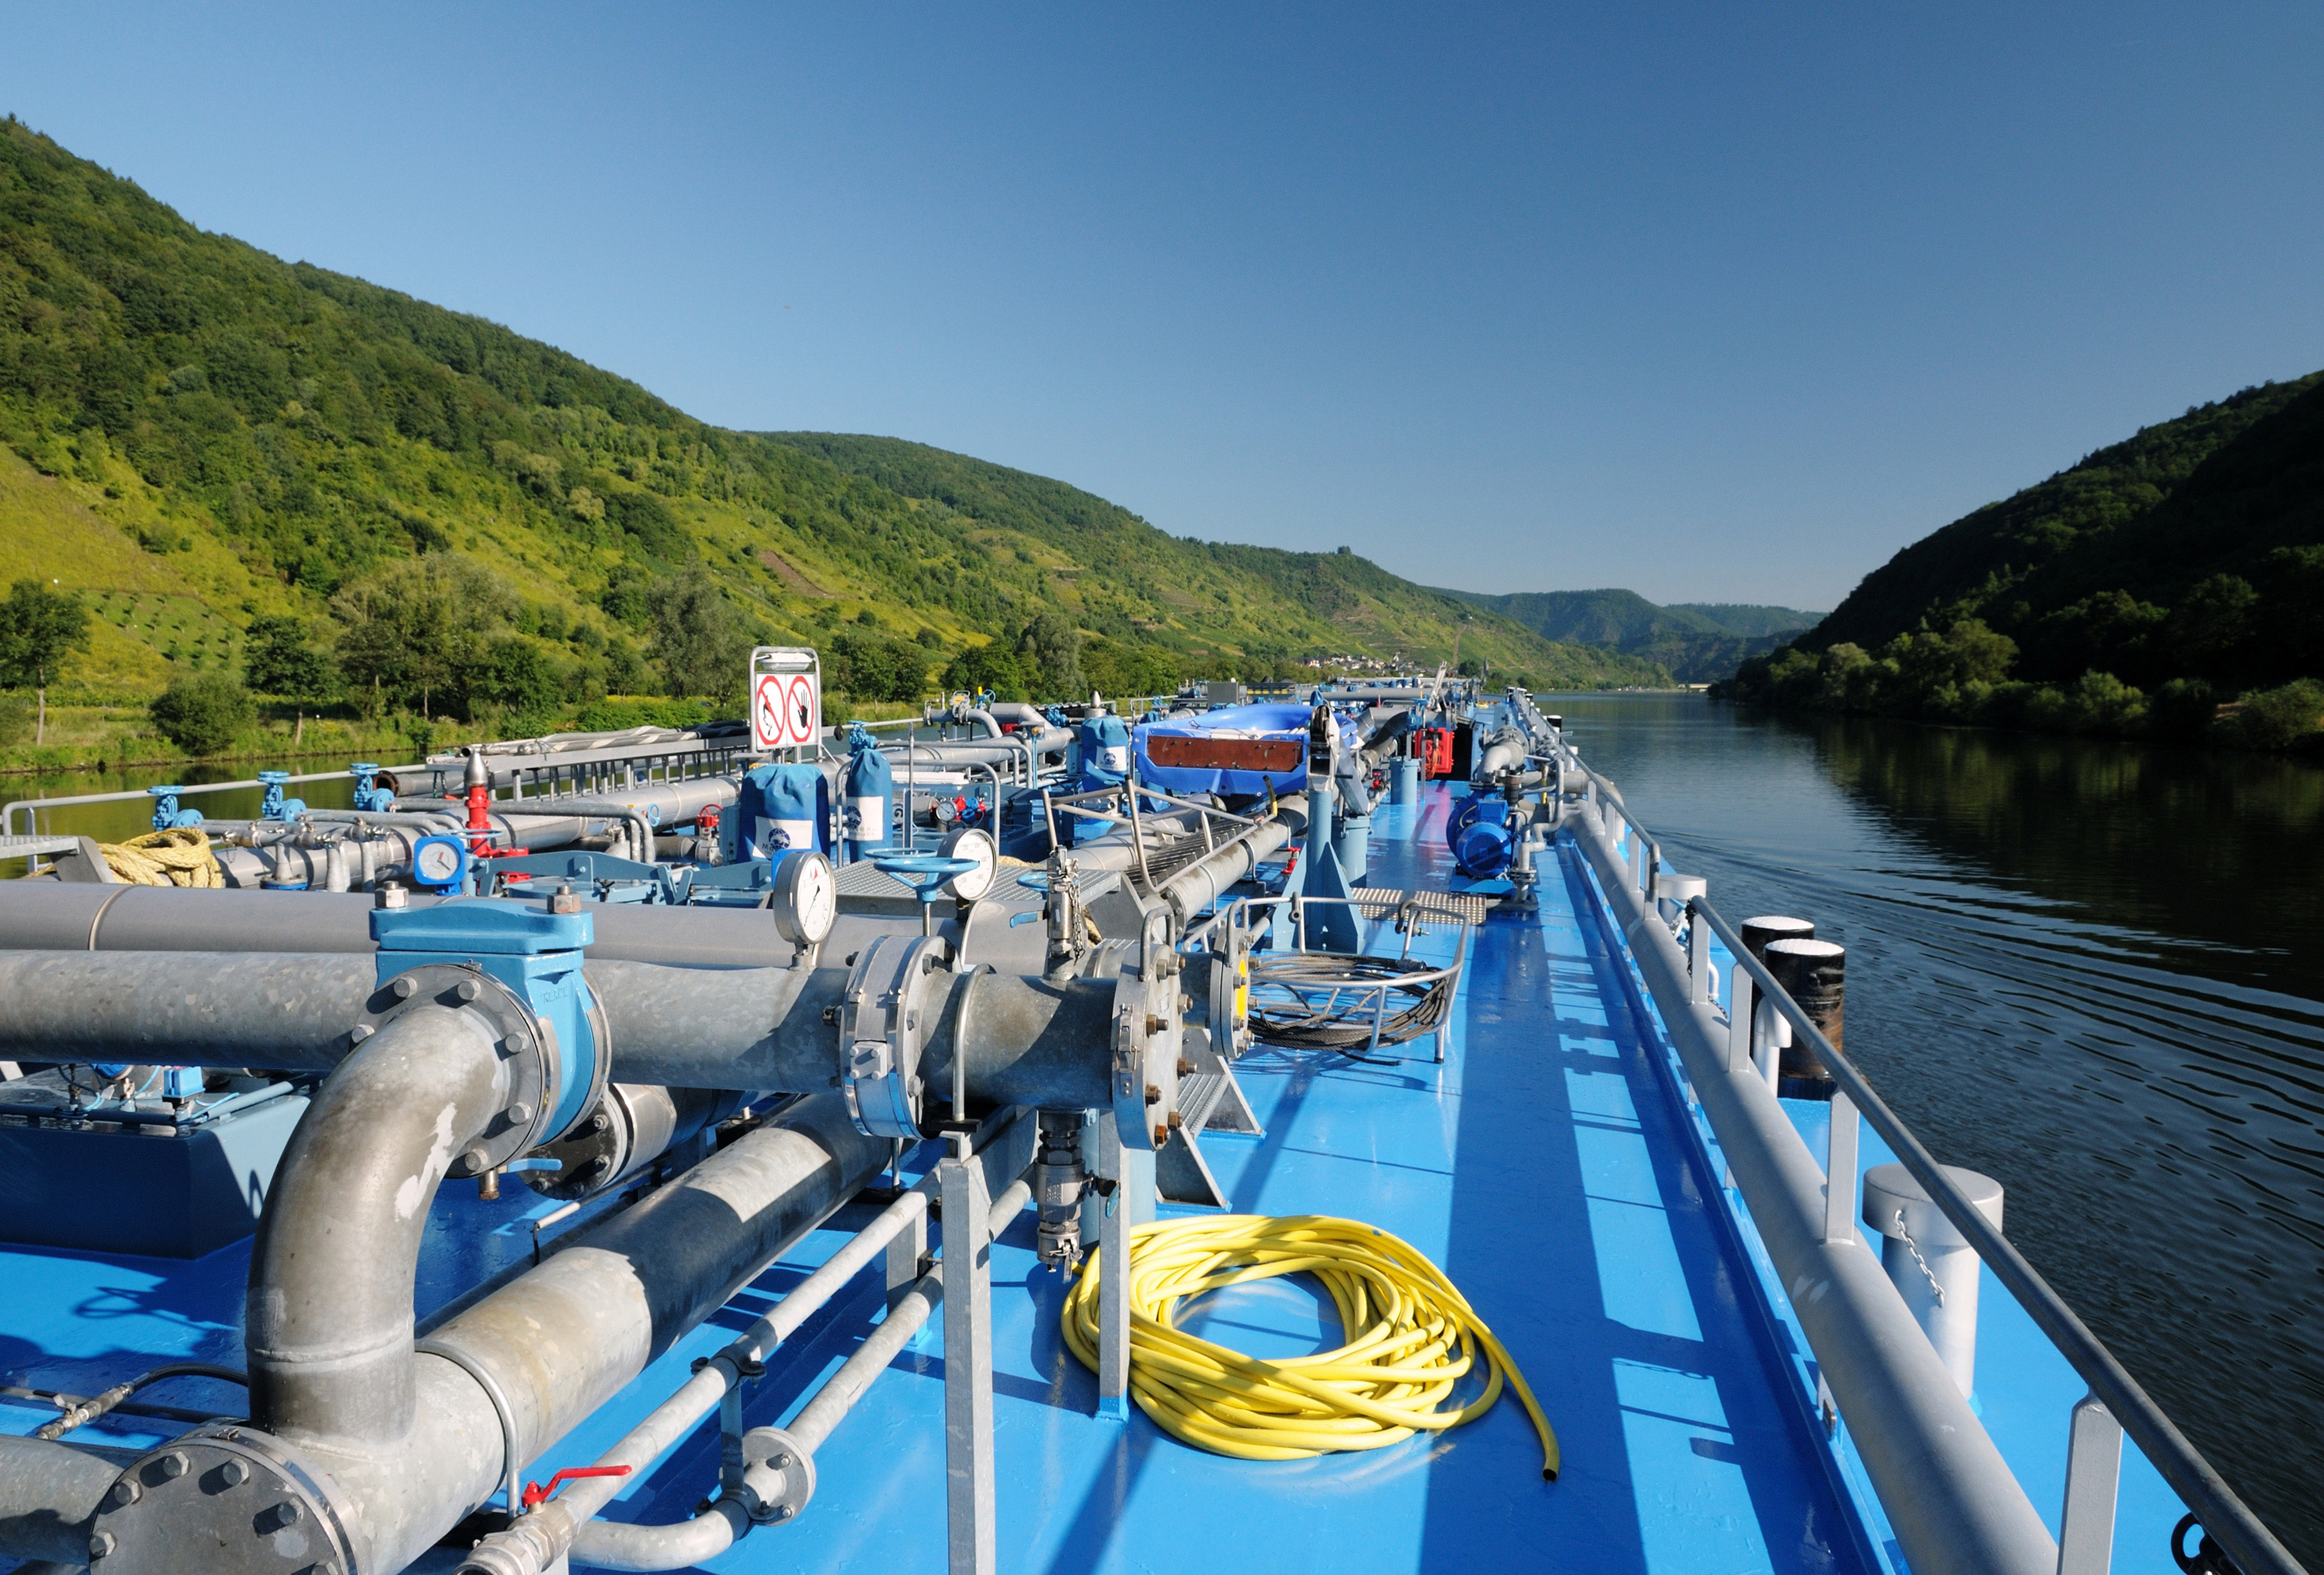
874, 854, 980, 936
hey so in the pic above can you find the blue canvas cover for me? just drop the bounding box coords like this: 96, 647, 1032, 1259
739, 762, 829, 856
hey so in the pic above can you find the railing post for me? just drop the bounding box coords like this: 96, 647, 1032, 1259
2058, 1391, 2124, 1575
1688, 903, 1711, 1005
1727, 970, 1755, 1075
939, 1139, 996, 1575
1822, 1093, 1858, 1244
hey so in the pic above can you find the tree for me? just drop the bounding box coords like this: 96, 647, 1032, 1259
243, 613, 337, 743
647, 567, 750, 699
1015, 609, 1084, 702
331, 554, 521, 719
151, 673, 255, 756
472, 636, 562, 716
943, 641, 1028, 702
0, 579, 92, 745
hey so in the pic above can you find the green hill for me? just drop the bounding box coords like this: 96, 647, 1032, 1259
0, 115, 1661, 759
1430, 587, 1820, 683
1729, 370, 2324, 748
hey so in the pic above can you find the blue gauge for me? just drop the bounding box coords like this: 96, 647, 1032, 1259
411, 833, 470, 892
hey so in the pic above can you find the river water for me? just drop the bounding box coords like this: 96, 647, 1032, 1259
1542, 691, 2323, 1568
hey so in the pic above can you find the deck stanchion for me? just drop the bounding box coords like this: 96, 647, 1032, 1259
1094, 1112, 1151, 1421
2058, 1391, 2124, 1575
941, 1139, 997, 1575
1741, 917, 1812, 1095
1823, 1094, 1859, 1245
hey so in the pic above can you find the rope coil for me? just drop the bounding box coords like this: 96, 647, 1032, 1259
1061, 1213, 1559, 1479
97, 828, 223, 888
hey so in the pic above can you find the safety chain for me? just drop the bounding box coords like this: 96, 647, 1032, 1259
1893, 1210, 1946, 1305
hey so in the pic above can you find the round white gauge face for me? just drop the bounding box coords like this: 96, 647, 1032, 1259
414, 838, 463, 885
776, 850, 837, 945
940, 827, 998, 902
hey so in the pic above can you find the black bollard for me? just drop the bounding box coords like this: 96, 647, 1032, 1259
1765, 938, 1843, 1100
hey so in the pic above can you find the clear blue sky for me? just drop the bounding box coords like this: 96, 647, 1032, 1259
6, 3, 2320, 609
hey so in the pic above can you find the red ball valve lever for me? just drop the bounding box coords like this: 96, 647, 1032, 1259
520, 1464, 632, 1511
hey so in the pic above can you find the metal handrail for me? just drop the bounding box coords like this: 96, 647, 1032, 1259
2, 766, 413, 839
1684, 895, 2301, 1575
1500, 686, 2301, 1574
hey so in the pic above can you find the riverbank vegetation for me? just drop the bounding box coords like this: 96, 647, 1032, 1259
1727, 367, 2324, 753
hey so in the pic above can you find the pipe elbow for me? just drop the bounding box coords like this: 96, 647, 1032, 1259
245, 1002, 510, 1449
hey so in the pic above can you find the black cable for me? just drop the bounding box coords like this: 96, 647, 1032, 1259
31, 1361, 247, 1439
1244, 952, 1454, 1055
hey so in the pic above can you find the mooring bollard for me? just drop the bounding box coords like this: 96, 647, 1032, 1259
1739, 916, 1814, 1092
1861, 1162, 2004, 1397
1765, 938, 1843, 1101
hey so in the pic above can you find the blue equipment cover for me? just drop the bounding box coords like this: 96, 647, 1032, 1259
739, 762, 829, 856
843, 726, 894, 853
1133, 701, 1315, 796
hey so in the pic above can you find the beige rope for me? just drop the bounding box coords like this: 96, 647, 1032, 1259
98, 828, 223, 888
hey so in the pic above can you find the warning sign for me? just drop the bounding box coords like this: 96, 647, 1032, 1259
749, 649, 822, 751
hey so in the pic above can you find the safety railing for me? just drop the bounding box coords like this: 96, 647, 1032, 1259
1541, 696, 2303, 1575
2, 766, 410, 840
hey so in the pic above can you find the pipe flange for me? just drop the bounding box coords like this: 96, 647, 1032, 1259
739, 1425, 815, 1524
839, 935, 951, 1138
91, 1424, 361, 1574
347, 963, 553, 1177
1109, 941, 1183, 1151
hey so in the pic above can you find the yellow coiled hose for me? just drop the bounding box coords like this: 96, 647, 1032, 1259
1061, 1213, 1559, 1478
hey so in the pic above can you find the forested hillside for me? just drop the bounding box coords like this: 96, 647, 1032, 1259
0, 117, 1658, 767
1430, 586, 1820, 683
1729, 371, 2324, 750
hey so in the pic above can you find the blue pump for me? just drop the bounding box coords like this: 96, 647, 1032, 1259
739, 762, 829, 859
1447, 794, 1518, 879
842, 723, 894, 863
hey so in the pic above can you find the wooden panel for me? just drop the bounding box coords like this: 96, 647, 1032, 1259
1144, 734, 1304, 773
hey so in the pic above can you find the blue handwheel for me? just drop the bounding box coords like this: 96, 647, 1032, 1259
875, 855, 981, 935
1015, 871, 1051, 891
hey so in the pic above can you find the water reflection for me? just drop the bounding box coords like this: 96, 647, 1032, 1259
1542, 692, 2324, 1567
2, 759, 361, 853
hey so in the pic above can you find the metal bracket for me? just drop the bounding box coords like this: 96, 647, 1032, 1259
840, 934, 951, 1138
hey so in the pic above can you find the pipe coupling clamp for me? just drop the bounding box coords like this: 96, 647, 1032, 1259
839, 934, 951, 1138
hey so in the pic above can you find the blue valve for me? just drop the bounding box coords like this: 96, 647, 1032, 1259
258, 770, 305, 822
147, 785, 202, 832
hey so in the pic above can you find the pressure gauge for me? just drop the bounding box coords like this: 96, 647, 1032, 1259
411, 833, 469, 892
769, 849, 837, 946
938, 826, 998, 902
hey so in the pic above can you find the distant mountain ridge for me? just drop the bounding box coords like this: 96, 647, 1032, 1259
0, 118, 1665, 712
1429, 587, 1822, 683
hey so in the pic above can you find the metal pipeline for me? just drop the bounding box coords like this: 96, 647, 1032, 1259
0, 948, 1126, 1113
0, 1433, 119, 1566
473, 1157, 1032, 1575
1151, 803, 1300, 932
0, 882, 918, 969
74, 1094, 888, 1575
1568, 799, 2057, 1575
245, 1004, 510, 1450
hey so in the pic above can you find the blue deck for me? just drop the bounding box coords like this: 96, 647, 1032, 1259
0, 775, 2177, 1574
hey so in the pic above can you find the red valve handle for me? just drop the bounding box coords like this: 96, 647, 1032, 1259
520, 1464, 632, 1510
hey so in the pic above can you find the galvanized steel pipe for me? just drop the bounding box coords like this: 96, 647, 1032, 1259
247, 1004, 510, 1451
0, 1434, 119, 1566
